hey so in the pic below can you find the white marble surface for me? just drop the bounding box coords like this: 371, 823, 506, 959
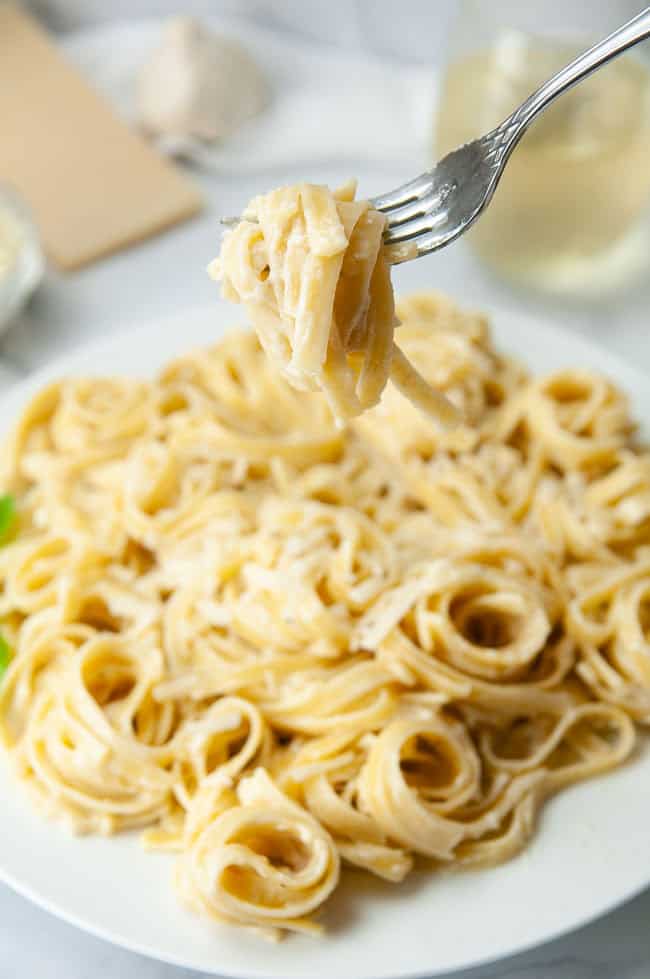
1, 159, 649, 979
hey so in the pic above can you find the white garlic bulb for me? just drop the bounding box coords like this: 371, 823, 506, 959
137, 17, 267, 146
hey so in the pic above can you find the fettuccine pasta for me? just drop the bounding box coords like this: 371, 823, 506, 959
212, 182, 459, 426
0, 290, 645, 938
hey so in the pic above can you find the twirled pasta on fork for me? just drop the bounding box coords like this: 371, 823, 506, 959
213, 182, 459, 426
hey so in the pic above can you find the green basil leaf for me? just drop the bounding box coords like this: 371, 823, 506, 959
0, 633, 10, 678
0, 494, 16, 545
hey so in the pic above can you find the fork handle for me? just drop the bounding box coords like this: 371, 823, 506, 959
502, 6, 650, 138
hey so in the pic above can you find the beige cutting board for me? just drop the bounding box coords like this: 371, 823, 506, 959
0, 3, 203, 271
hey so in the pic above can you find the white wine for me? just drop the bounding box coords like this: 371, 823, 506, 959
436, 36, 650, 294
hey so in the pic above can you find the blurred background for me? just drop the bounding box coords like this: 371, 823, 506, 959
0, 0, 648, 385
28, 0, 459, 60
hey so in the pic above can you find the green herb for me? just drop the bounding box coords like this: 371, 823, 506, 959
0, 634, 10, 679
0, 494, 16, 545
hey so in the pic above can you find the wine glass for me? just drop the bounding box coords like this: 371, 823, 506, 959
434, 0, 650, 297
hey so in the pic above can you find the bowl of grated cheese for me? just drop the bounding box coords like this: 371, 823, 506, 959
0, 184, 44, 336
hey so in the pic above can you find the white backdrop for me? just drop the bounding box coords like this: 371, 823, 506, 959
27, 0, 458, 62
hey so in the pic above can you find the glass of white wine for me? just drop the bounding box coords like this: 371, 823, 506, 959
435, 1, 650, 297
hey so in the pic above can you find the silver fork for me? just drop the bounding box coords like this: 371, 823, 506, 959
223, 8, 650, 263
376, 6, 650, 262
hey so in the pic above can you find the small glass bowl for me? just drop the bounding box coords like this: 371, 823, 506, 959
0, 184, 44, 335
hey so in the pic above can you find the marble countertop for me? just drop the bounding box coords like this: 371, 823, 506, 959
1, 162, 649, 979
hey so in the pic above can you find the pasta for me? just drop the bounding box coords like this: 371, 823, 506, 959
212, 182, 459, 426
0, 289, 647, 939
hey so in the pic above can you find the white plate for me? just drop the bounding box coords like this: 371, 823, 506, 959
1, 299, 650, 979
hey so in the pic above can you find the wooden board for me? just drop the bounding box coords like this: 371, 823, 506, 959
0, 3, 203, 270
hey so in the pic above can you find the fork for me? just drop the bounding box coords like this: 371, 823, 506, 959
222, 7, 650, 264
376, 6, 650, 262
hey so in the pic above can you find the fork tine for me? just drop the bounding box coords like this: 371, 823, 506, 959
383, 210, 448, 246
371, 172, 434, 213
380, 194, 432, 228
381, 179, 458, 230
